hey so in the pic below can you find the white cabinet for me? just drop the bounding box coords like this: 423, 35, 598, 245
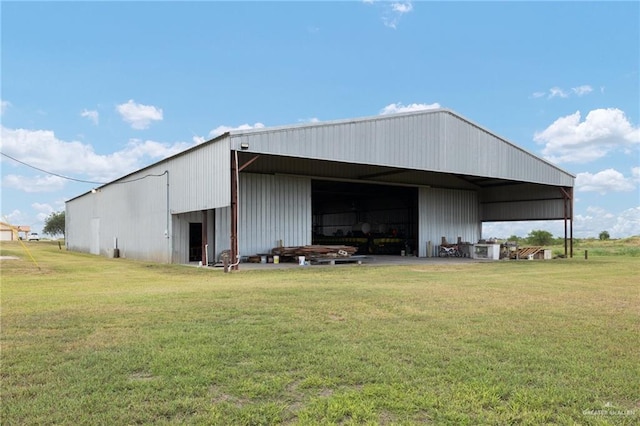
473, 244, 501, 260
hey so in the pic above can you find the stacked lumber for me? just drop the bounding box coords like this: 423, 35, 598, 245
511, 246, 543, 259
271, 245, 357, 259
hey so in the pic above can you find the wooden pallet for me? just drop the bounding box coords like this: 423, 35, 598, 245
310, 255, 368, 265
511, 246, 544, 259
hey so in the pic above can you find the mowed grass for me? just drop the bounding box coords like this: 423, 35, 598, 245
1, 241, 638, 425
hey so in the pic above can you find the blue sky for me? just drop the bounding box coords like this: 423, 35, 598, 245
1, 1, 639, 239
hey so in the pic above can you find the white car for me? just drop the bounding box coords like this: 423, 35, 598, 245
27, 232, 40, 241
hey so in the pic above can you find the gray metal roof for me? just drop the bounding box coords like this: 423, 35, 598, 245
228, 108, 574, 189
68, 108, 574, 220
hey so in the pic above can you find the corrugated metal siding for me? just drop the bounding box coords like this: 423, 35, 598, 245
215, 206, 231, 262
66, 169, 171, 262
66, 194, 94, 252
480, 184, 567, 221
230, 110, 573, 188
418, 188, 480, 257
231, 113, 443, 171
240, 173, 311, 256
169, 138, 230, 213
442, 113, 574, 186
213, 173, 311, 261
481, 184, 565, 202
207, 209, 216, 262
67, 111, 574, 264
481, 200, 566, 221
171, 211, 203, 264
66, 138, 231, 262
170, 210, 215, 264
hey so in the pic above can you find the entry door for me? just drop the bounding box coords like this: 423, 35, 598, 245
189, 223, 202, 262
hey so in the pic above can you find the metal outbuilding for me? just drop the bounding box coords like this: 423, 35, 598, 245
65, 109, 575, 266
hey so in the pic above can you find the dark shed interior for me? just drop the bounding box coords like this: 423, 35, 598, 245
311, 180, 418, 255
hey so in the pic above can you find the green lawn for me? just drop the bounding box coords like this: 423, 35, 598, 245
1, 240, 638, 425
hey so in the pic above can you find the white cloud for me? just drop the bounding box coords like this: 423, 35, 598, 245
534, 108, 640, 163
576, 169, 637, 195
610, 207, 640, 237
364, 0, 413, 29
32, 203, 55, 222
548, 87, 569, 99
298, 117, 320, 123
532, 85, 594, 100
572, 85, 593, 96
482, 220, 566, 240
391, 2, 413, 13
122, 138, 192, 160
0, 125, 195, 185
116, 99, 163, 130
3, 174, 67, 193
80, 109, 99, 125
1, 100, 11, 115
192, 135, 206, 145
380, 102, 441, 115
574, 206, 640, 239
482, 206, 640, 240
208, 123, 265, 138
2, 209, 24, 224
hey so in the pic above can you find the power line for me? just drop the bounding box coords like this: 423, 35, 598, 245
1, 151, 106, 184
0, 151, 167, 186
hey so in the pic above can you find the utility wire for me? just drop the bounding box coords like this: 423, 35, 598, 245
1, 151, 167, 185
1, 151, 106, 184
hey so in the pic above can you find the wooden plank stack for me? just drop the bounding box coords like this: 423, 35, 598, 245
271, 245, 357, 260
511, 246, 544, 259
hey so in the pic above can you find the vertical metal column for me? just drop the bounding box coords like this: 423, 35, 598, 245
165, 170, 171, 263
569, 187, 574, 258
230, 151, 239, 271
560, 187, 573, 258
564, 194, 568, 258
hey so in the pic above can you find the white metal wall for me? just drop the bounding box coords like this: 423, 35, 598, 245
66, 138, 231, 262
169, 138, 231, 213
480, 184, 567, 221
171, 211, 202, 264
66, 169, 172, 263
441, 114, 573, 186
481, 200, 566, 221
66, 194, 92, 253
215, 206, 231, 262
418, 187, 480, 257
215, 173, 312, 261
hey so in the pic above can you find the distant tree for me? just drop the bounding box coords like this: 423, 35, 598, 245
599, 231, 610, 241
43, 211, 65, 237
527, 229, 554, 246
507, 235, 520, 243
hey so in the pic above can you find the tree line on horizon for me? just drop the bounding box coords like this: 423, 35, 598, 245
40, 211, 627, 244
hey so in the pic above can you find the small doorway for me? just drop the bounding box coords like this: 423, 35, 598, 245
189, 223, 202, 262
